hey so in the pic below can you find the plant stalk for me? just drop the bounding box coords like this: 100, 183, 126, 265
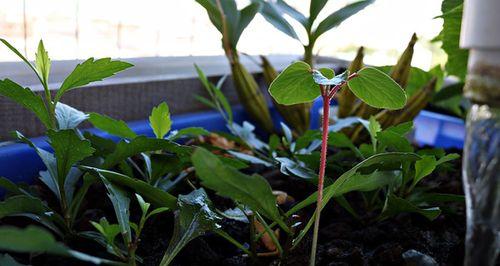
310, 86, 331, 266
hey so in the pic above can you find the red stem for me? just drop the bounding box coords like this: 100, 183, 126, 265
310, 73, 358, 265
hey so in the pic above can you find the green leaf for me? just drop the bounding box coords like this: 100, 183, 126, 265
228, 150, 272, 167
309, 0, 329, 24
55, 58, 133, 102
0, 79, 52, 128
192, 148, 287, 230
438, 1, 468, 80
276, 0, 307, 26
313, 0, 374, 41
0, 226, 121, 265
380, 194, 441, 221
168, 127, 209, 141
149, 102, 172, 139
328, 132, 363, 158
338, 171, 397, 193
91, 217, 121, 246
195, 0, 223, 33
0, 253, 27, 266
347, 67, 407, 109
47, 130, 95, 186
101, 136, 190, 169
99, 176, 131, 245
82, 167, 177, 209
254, 0, 299, 40
235, 2, 261, 44
288, 152, 421, 215
269, 61, 334, 105
35, 40, 51, 86
377, 130, 413, 152
275, 157, 317, 180
0, 195, 48, 219
412, 156, 437, 187
88, 113, 137, 139
160, 189, 221, 266
385, 121, 413, 136
0, 39, 43, 84
55, 102, 88, 130
366, 116, 381, 150
135, 193, 151, 215
436, 153, 460, 165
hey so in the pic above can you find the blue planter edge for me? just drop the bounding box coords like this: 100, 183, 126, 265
0, 100, 465, 186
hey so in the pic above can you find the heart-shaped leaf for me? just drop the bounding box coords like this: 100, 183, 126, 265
347, 67, 407, 109
269, 61, 334, 105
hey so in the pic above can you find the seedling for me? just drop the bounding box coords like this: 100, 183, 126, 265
269, 61, 406, 265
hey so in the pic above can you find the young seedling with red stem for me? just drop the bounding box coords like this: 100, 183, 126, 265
269, 62, 406, 265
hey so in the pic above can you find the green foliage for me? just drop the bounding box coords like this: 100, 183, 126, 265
47, 130, 95, 186
35, 40, 51, 87
268, 61, 332, 105
149, 102, 172, 139
0, 79, 52, 128
347, 67, 407, 109
435, 0, 468, 80
195, 0, 261, 49
192, 148, 288, 230
88, 113, 138, 139
194, 65, 233, 124
55, 58, 133, 102
160, 189, 221, 266
255, 0, 373, 65
0, 226, 120, 265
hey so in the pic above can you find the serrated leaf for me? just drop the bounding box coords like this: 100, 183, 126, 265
149, 102, 172, 139
35, 40, 51, 86
269, 61, 334, 105
47, 130, 95, 186
313, 0, 374, 41
55, 102, 88, 130
55, 58, 133, 102
160, 189, 221, 266
347, 67, 407, 109
192, 148, 287, 230
0, 226, 120, 265
88, 113, 137, 139
0, 79, 52, 128
0, 195, 48, 219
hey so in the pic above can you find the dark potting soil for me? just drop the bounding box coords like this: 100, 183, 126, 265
3, 151, 467, 266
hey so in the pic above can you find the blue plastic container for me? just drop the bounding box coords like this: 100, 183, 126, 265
0, 102, 465, 186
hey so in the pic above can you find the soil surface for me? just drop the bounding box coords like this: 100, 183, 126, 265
3, 150, 469, 266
